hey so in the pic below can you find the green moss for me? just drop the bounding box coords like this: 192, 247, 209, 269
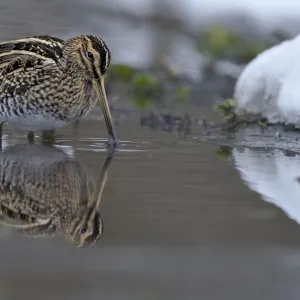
106, 64, 135, 82
105, 65, 192, 108
257, 120, 268, 128
132, 73, 158, 89
131, 73, 160, 109
238, 42, 269, 62
199, 24, 270, 62
173, 84, 190, 103
217, 98, 247, 128
217, 145, 233, 157
199, 25, 240, 57
217, 98, 274, 131
217, 99, 236, 116
133, 96, 154, 109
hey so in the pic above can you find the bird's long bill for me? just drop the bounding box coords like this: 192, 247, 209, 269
93, 77, 118, 144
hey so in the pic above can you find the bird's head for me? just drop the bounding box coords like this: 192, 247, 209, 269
64, 35, 111, 79
66, 209, 104, 248
63, 35, 117, 145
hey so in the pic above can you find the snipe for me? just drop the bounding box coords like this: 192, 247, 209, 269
0, 35, 117, 146
0, 143, 114, 247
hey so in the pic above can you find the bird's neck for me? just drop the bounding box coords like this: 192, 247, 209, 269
61, 39, 91, 81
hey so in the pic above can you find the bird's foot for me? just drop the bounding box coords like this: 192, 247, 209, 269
106, 136, 118, 149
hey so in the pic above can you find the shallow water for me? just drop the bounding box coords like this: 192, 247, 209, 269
1, 112, 300, 300
1, 0, 300, 298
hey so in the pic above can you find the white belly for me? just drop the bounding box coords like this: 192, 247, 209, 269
2, 115, 69, 131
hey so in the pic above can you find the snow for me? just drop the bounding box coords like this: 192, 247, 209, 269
234, 34, 300, 125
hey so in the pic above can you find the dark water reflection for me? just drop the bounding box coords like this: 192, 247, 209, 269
0, 117, 300, 299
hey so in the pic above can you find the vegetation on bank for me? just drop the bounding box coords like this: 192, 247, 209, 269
104, 27, 300, 133
198, 24, 272, 63
216, 98, 270, 129
105, 24, 273, 114
105, 64, 191, 109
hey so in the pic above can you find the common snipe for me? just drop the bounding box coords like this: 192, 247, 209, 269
0, 143, 114, 247
0, 34, 117, 145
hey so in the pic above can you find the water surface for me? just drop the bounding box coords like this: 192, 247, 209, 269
1, 114, 300, 300
0, 1, 300, 298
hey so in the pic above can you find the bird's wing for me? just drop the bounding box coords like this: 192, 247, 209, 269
0, 35, 64, 72
0, 35, 65, 95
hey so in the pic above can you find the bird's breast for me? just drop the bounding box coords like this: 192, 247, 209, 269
0, 78, 97, 130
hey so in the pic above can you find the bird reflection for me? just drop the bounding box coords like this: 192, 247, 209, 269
0, 143, 114, 247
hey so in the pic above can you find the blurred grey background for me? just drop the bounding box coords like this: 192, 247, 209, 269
2, 0, 300, 79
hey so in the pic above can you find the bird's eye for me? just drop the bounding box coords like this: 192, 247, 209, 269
80, 227, 87, 235
86, 51, 94, 59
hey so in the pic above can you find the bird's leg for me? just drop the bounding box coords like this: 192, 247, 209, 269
106, 135, 118, 148
42, 130, 55, 145
0, 121, 4, 151
28, 131, 35, 144
0, 121, 4, 135
72, 120, 80, 138
70, 120, 80, 154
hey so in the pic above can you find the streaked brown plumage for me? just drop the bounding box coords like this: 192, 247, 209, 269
0, 143, 115, 247
0, 35, 117, 145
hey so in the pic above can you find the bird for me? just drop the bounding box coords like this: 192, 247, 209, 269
0, 143, 115, 247
0, 34, 118, 145
234, 34, 300, 127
